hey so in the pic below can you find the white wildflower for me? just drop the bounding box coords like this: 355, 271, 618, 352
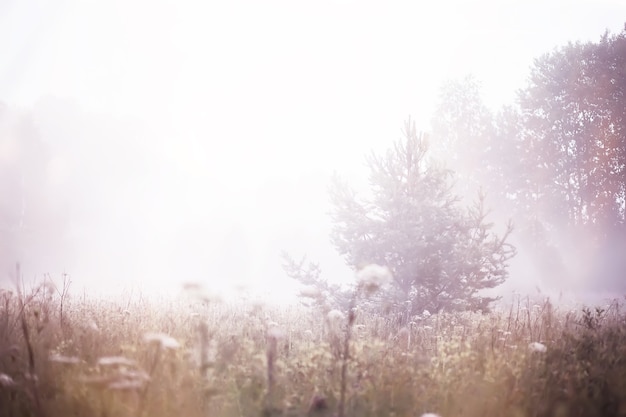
87, 319, 99, 332
144, 332, 181, 350
326, 309, 345, 322
267, 323, 286, 340
97, 356, 137, 367
0, 373, 15, 387
422, 309, 431, 318
421, 413, 441, 417
528, 342, 547, 353
108, 379, 144, 390
356, 264, 392, 294
117, 368, 150, 384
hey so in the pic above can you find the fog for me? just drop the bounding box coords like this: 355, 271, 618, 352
1, 0, 624, 303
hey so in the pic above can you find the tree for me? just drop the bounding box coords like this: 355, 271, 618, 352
517, 28, 626, 231
512, 27, 626, 292
329, 119, 516, 314
430, 76, 496, 201
280, 252, 352, 312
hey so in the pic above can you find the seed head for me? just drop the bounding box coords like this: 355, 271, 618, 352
144, 332, 181, 350
327, 309, 345, 322
299, 285, 322, 299
97, 356, 137, 367
267, 322, 286, 340
356, 264, 392, 295
528, 342, 547, 353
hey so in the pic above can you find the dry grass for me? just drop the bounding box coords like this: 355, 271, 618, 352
0, 281, 625, 417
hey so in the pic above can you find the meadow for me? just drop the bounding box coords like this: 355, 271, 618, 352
0, 278, 625, 417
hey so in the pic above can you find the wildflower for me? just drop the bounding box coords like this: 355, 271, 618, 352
143, 332, 181, 350
528, 342, 547, 353
87, 320, 99, 332
422, 309, 431, 318
421, 413, 441, 417
110, 369, 151, 390
0, 373, 15, 387
327, 309, 345, 322
356, 264, 392, 295
117, 368, 150, 382
267, 323, 286, 340
98, 356, 137, 367
108, 379, 144, 390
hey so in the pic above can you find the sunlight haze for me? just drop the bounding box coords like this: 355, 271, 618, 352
0, 0, 624, 302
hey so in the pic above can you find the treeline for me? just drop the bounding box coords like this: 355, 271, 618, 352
429, 27, 626, 294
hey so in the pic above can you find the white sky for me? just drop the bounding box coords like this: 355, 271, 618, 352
0, 0, 624, 301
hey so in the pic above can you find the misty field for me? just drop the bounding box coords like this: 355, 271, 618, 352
0, 281, 625, 417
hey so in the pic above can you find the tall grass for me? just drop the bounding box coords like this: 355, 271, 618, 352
0, 280, 624, 417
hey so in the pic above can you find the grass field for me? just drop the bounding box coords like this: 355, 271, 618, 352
0, 279, 625, 417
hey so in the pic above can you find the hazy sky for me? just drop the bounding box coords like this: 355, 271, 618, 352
0, 0, 624, 301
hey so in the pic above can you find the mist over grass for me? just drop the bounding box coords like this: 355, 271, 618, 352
1, 279, 625, 417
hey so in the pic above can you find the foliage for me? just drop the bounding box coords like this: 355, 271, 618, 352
329, 120, 515, 314
430, 76, 496, 201
280, 252, 352, 312
517, 28, 626, 231
1, 281, 626, 417
511, 27, 626, 292
429, 27, 626, 294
